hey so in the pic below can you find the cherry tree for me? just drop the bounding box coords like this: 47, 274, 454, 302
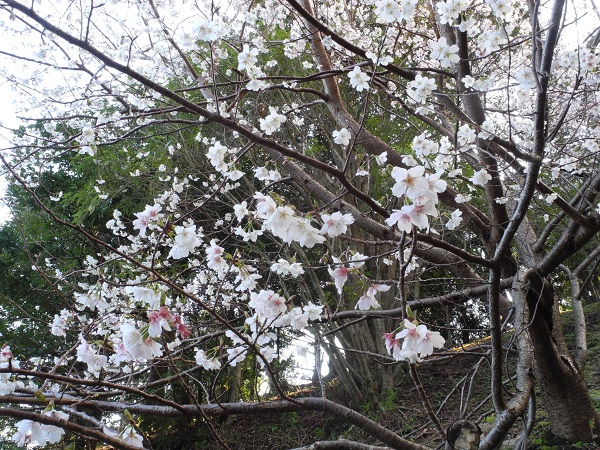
0, 0, 599, 448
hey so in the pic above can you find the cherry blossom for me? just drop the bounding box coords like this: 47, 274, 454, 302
470, 168, 492, 186
407, 74, 436, 103
478, 120, 496, 140
332, 128, 351, 145
429, 37, 460, 67
270, 259, 305, 277
259, 108, 287, 135
120, 426, 144, 448
457, 124, 477, 148
328, 259, 350, 294
168, 224, 202, 259
206, 239, 228, 272
233, 201, 249, 221
148, 307, 175, 338
515, 67, 535, 90
425, 172, 448, 201
238, 44, 259, 71
384, 319, 445, 363
195, 348, 222, 370
12, 410, 69, 447
74, 290, 108, 311
51, 310, 70, 336
487, 0, 512, 19
366, 284, 391, 298
375, 152, 388, 166
374, 0, 402, 22
233, 264, 262, 291
365, 51, 393, 66
356, 294, 379, 310
416, 328, 446, 357
304, 302, 323, 320
76, 336, 108, 374
287, 218, 326, 248
192, 18, 222, 42
227, 346, 247, 366
0, 345, 23, 396
348, 66, 369, 92
120, 323, 163, 361
126, 286, 161, 308
477, 28, 508, 55
288, 307, 310, 330
249, 290, 288, 319
319, 212, 355, 237
382, 332, 402, 360
391, 166, 429, 199
1, 0, 597, 444
446, 209, 463, 230
374, 0, 417, 22
436, 0, 470, 25
133, 204, 162, 236
385, 206, 414, 233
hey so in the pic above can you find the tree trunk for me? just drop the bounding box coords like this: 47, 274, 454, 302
512, 271, 599, 441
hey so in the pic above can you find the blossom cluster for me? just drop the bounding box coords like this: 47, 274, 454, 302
383, 319, 445, 363
407, 74, 436, 104
429, 37, 459, 68
356, 284, 390, 310
348, 66, 370, 92
386, 166, 447, 232
13, 409, 69, 448
233, 193, 354, 248
373, 0, 418, 23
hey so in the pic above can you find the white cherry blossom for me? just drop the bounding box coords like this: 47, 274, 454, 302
470, 168, 492, 186
407, 74, 436, 103
319, 212, 354, 237
259, 108, 287, 135
446, 209, 463, 230
238, 44, 259, 71
429, 37, 460, 67
333, 128, 351, 145
348, 66, 369, 92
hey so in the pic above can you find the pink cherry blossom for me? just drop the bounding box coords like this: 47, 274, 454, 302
385, 319, 445, 362
1, 344, 12, 361
382, 332, 402, 360
173, 315, 191, 339
148, 307, 174, 338
416, 329, 446, 357
206, 239, 228, 271
328, 265, 349, 294
396, 319, 427, 350
385, 206, 414, 233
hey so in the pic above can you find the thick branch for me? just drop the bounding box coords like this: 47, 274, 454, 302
559, 264, 587, 369
0, 395, 430, 450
